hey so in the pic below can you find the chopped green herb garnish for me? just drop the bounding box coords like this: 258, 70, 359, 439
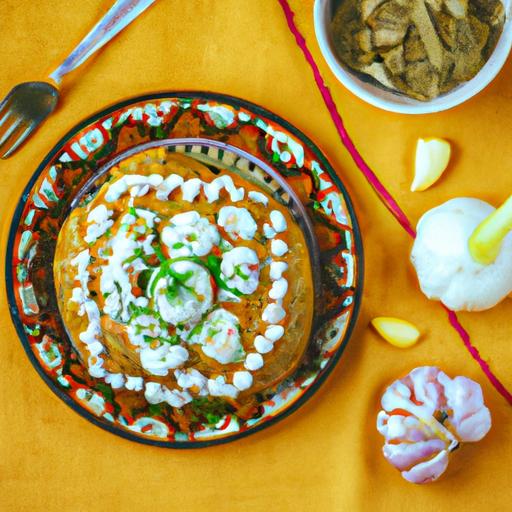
95, 382, 121, 415
152, 243, 166, 263
190, 397, 233, 426
148, 403, 163, 416
234, 266, 250, 281
123, 247, 144, 265
143, 334, 180, 345
129, 302, 160, 322
206, 255, 243, 297
206, 413, 222, 425
165, 286, 179, 302
218, 238, 232, 252
147, 255, 244, 299
155, 125, 166, 139
168, 268, 194, 282
161, 334, 180, 345
207, 327, 221, 338
188, 323, 203, 339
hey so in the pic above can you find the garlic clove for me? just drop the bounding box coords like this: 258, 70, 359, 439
469, 195, 512, 265
371, 317, 421, 348
411, 138, 451, 192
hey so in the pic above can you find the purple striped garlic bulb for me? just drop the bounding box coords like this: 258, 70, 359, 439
377, 366, 491, 484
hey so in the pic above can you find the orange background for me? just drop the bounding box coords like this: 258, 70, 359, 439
1, 1, 511, 510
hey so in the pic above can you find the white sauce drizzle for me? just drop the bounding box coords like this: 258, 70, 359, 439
84, 205, 114, 244
69, 250, 105, 377
269, 278, 288, 300
254, 335, 273, 354
189, 308, 244, 364
130, 184, 150, 197
233, 371, 253, 391
161, 211, 220, 257
270, 210, 287, 233
271, 239, 289, 257
269, 261, 288, 280
174, 368, 209, 396
156, 174, 184, 200
248, 191, 269, 206
99, 228, 139, 322
263, 223, 276, 239
217, 206, 257, 241
265, 325, 285, 342
244, 352, 264, 371
220, 247, 260, 295
105, 372, 125, 389
125, 376, 144, 391
262, 303, 286, 323
105, 174, 164, 202
204, 175, 245, 203
181, 178, 203, 202
68, 168, 296, 404
207, 376, 239, 398
151, 260, 213, 325
144, 382, 192, 407
139, 345, 189, 376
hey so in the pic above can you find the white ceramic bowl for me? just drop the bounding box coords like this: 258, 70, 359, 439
314, 0, 512, 114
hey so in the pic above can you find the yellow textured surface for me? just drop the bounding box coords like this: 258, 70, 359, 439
1, 1, 511, 510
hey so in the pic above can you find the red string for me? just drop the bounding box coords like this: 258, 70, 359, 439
446, 308, 512, 403
277, 0, 512, 405
277, 0, 415, 237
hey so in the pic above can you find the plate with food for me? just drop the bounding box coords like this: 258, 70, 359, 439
6, 92, 362, 447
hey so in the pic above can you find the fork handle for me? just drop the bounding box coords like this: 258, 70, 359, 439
49, 0, 156, 85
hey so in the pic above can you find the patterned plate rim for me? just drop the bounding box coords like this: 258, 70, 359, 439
5, 91, 364, 448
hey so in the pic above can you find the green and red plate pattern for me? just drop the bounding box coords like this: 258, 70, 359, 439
6, 92, 363, 447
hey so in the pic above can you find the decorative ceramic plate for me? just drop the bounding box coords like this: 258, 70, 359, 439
6, 92, 363, 447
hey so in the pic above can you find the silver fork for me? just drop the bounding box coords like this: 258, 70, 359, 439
0, 0, 155, 159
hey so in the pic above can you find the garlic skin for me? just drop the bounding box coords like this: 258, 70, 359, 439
411, 198, 512, 311
377, 366, 491, 484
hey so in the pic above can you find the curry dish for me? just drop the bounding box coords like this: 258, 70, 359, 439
54, 148, 313, 427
